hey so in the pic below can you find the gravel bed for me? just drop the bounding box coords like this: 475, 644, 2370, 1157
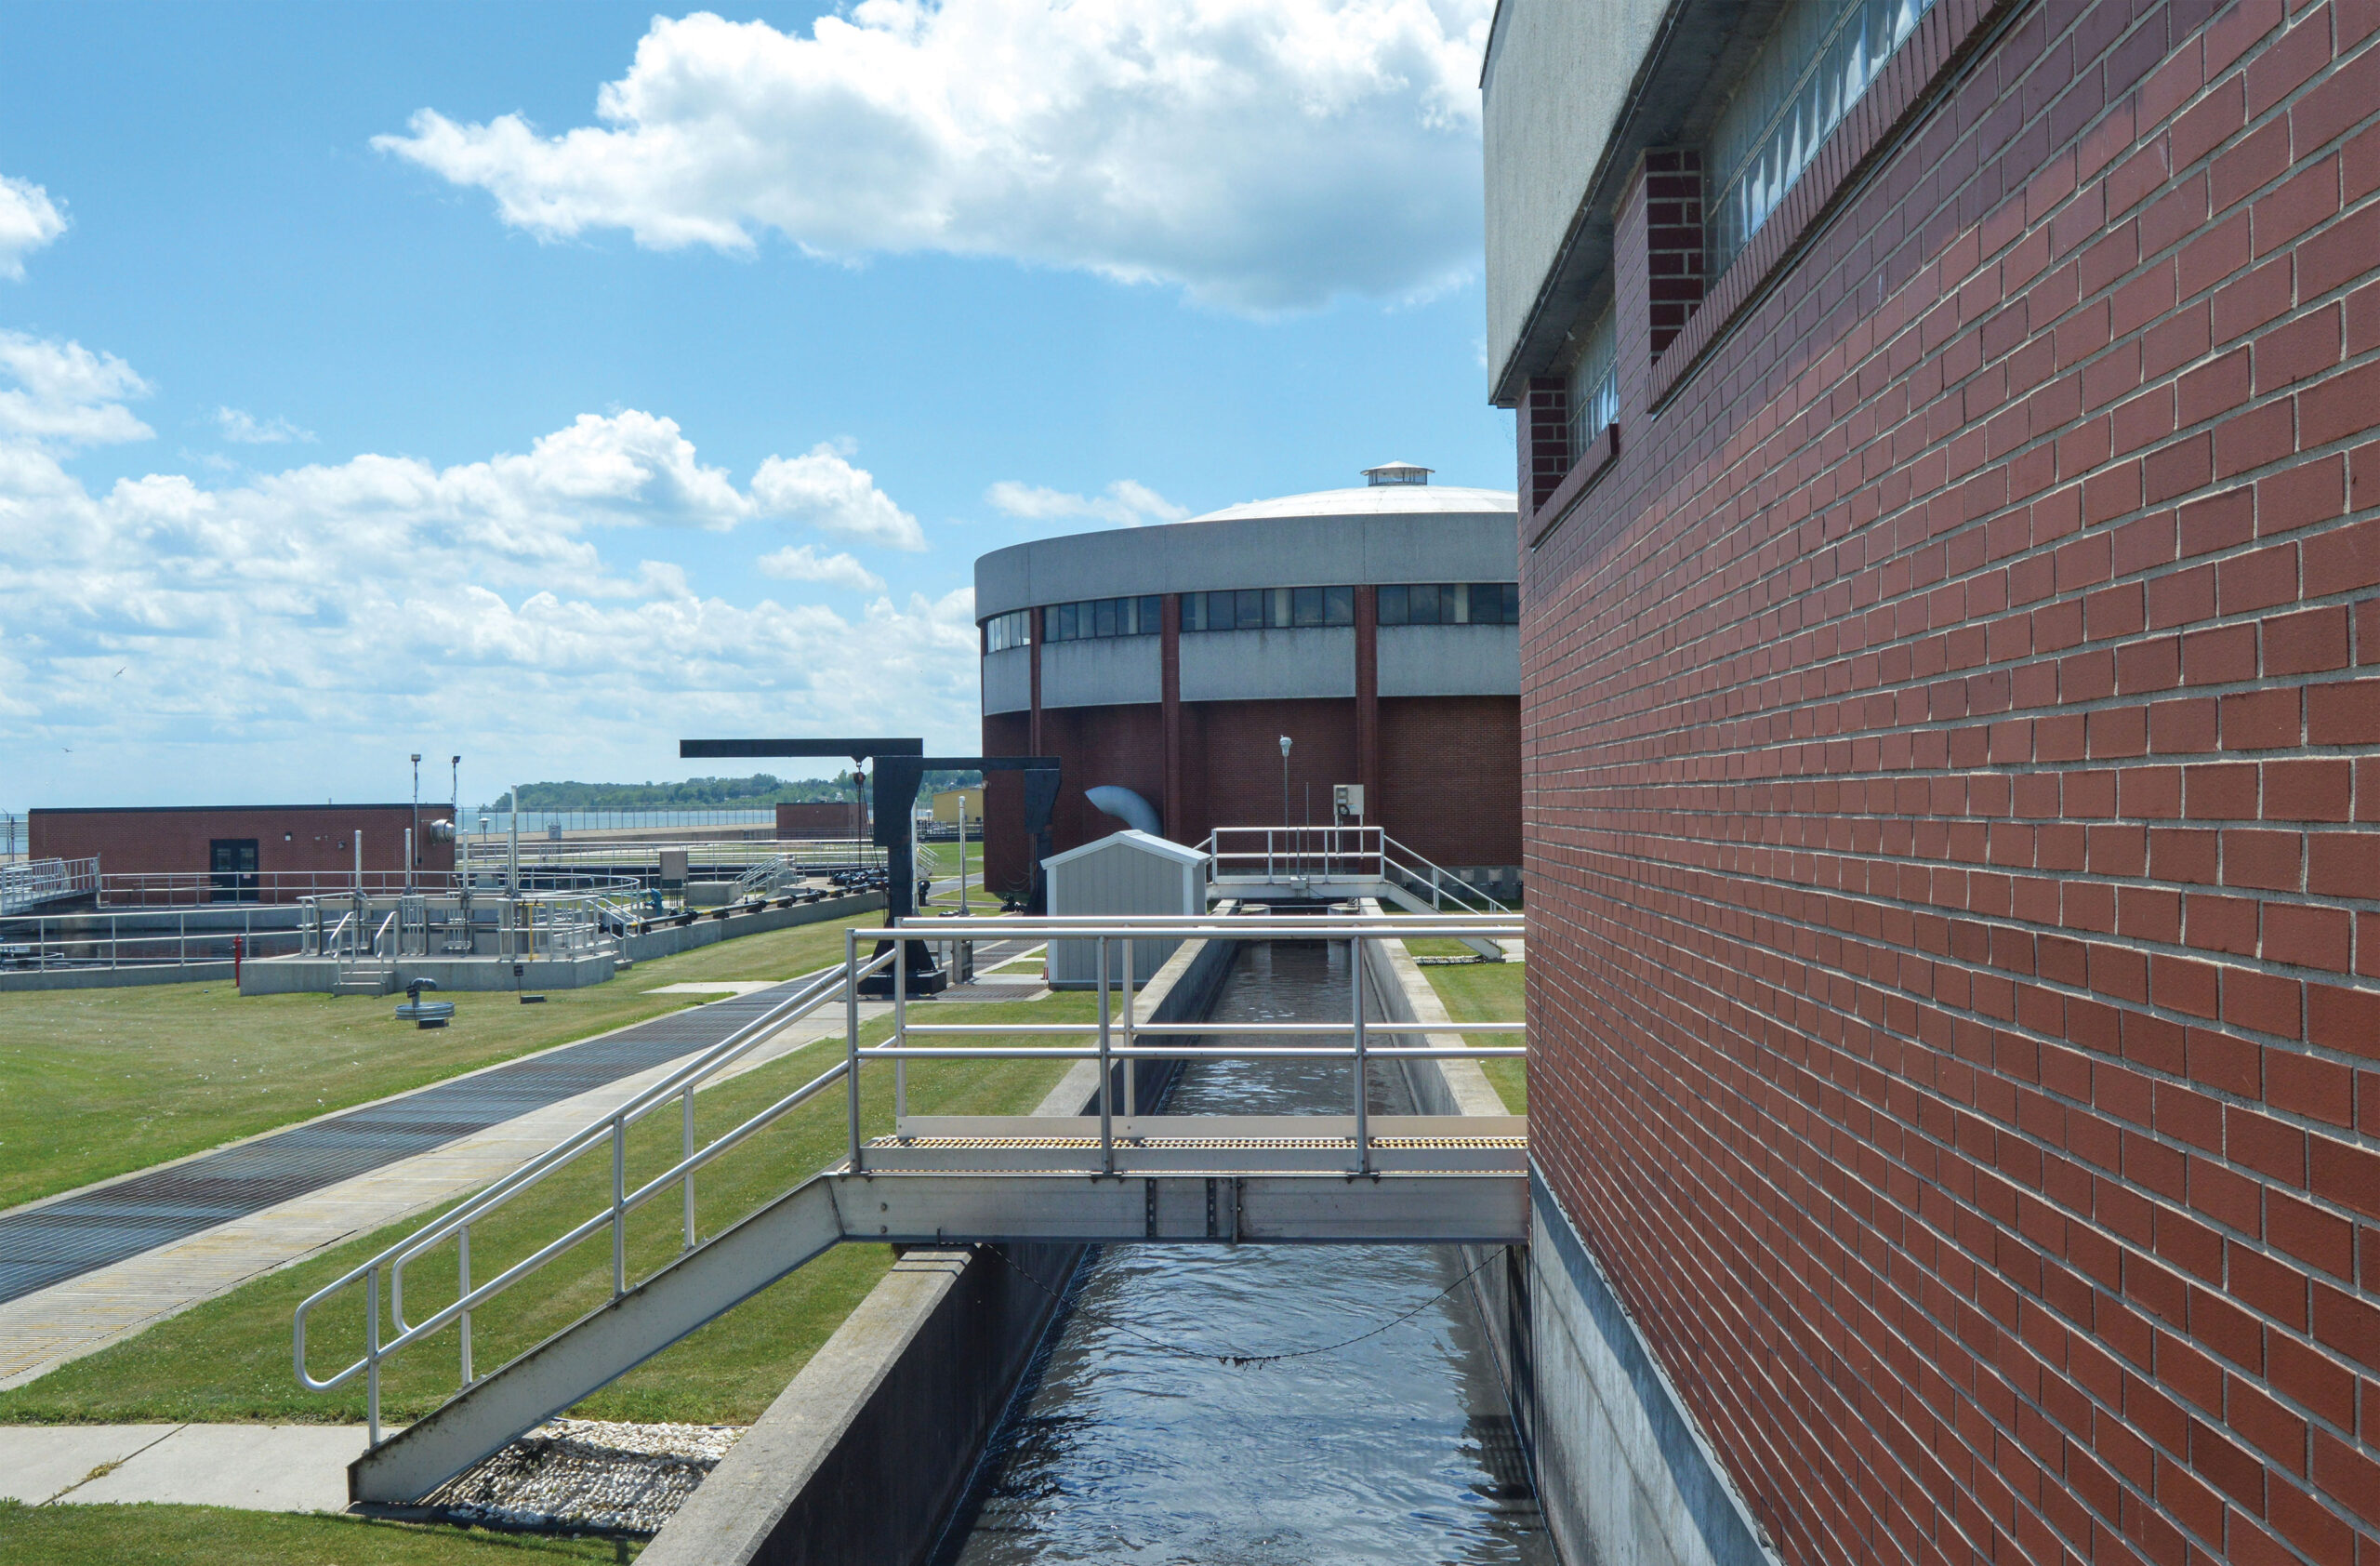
421, 1418, 744, 1535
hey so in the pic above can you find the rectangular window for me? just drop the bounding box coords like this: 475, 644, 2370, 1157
1567, 304, 1619, 458
1502, 583, 1519, 623
1140, 595, 1162, 634
1182, 593, 1204, 631
1408, 583, 1440, 625
1708, 0, 1937, 278
1466, 584, 1507, 626
1378, 585, 1408, 626
1271, 587, 1292, 628
1094, 598, 1117, 638
1292, 586, 1324, 626
1325, 584, 1355, 625
1236, 589, 1265, 630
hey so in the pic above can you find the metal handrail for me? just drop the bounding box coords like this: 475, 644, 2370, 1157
1199, 827, 1505, 914
294, 951, 890, 1444
847, 915, 1525, 1182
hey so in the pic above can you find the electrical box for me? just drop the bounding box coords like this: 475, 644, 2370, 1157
658, 848, 688, 894
1332, 784, 1366, 821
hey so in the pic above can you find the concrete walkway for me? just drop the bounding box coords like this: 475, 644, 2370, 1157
0, 994, 890, 1388
0, 1422, 371, 1511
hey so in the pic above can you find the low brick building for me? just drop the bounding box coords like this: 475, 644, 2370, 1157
774, 800, 867, 840
30, 803, 456, 900
1488, 0, 2379, 1561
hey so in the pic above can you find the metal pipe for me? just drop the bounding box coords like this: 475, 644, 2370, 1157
1353, 934, 1369, 1174
611, 1115, 627, 1299
1097, 936, 1112, 1175
681, 1086, 697, 1248
846, 927, 864, 1173
458, 1224, 473, 1384
366, 1266, 381, 1448
893, 924, 907, 1130
1121, 936, 1135, 1114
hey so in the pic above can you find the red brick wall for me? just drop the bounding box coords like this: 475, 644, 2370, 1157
983, 697, 1521, 889
1522, 0, 2380, 1561
775, 801, 865, 839
29, 806, 454, 883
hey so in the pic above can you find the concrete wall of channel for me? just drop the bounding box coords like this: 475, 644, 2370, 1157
640, 922, 1239, 1566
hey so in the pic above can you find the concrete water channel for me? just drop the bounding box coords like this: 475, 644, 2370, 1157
930, 936, 1551, 1564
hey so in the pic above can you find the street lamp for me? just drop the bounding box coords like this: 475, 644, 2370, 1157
409, 754, 421, 892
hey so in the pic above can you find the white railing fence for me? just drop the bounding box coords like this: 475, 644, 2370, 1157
1200, 827, 1504, 914
0, 856, 99, 915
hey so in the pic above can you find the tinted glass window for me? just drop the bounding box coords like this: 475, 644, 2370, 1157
1292, 586, 1324, 626
1236, 589, 1265, 629
1140, 596, 1162, 634
1378, 585, 1408, 625
1325, 585, 1354, 625
1502, 583, 1519, 622
1056, 603, 1078, 640
1094, 599, 1116, 637
1408, 583, 1440, 624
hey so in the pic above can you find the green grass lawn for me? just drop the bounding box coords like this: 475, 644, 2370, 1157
0, 909, 886, 1213
0, 991, 1091, 1428
1419, 956, 1526, 1113
0, 1503, 637, 1563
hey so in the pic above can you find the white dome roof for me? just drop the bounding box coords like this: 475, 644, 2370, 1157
1186, 484, 1516, 524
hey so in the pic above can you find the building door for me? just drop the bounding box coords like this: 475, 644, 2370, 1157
209, 839, 259, 902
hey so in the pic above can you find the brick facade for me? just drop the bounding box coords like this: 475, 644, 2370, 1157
29, 804, 456, 892
980, 692, 1524, 895
1520, 0, 2380, 1561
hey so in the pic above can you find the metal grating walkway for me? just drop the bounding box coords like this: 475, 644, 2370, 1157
0, 977, 829, 1305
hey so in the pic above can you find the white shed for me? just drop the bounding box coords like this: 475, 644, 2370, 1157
1043, 829, 1210, 989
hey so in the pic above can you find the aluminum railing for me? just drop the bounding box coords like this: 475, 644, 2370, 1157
844, 914, 1524, 1179
92, 869, 465, 908
1201, 827, 1504, 915
294, 955, 886, 1445
0, 908, 303, 970
0, 856, 99, 915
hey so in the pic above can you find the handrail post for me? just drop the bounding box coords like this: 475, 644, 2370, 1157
1097, 936, 1113, 1175
1121, 936, 1135, 1116
458, 1223, 474, 1385
366, 1265, 382, 1447
1353, 933, 1370, 1174
846, 928, 864, 1173
893, 924, 907, 1133
681, 1085, 696, 1249
610, 1113, 627, 1298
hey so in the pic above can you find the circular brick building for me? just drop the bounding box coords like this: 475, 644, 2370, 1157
974, 464, 1520, 899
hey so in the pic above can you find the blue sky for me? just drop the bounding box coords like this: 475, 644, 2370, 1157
0, 0, 1510, 810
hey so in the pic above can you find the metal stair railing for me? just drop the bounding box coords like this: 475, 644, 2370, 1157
293, 950, 890, 1445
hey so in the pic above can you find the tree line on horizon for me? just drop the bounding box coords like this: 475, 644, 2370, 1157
496, 772, 984, 811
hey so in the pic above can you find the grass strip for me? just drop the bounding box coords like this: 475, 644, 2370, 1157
1419, 958, 1527, 1113
0, 992, 1090, 1427
0, 909, 882, 1212
0, 1501, 636, 1562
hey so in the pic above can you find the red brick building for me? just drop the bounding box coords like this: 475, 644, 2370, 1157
974, 466, 1523, 899
1488, 0, 2380, 1560
30, 804, 456, 900
774, 800, 867, 840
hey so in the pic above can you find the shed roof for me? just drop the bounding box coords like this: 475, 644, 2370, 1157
1041, 829, 1210, 870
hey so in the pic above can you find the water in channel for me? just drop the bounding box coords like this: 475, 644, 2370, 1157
934, 938, 1552, 1565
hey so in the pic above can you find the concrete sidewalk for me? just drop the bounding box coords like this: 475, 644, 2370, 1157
1, 1423, 371, 1511
0, 996, 888, 1388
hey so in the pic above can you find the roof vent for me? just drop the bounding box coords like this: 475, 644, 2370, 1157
1362, 461, 1432, 486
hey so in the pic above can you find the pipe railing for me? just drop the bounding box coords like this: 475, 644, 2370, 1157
845, 914, 1523, 1179
1199, 827, 1504, 914
294, 953, 887, 1444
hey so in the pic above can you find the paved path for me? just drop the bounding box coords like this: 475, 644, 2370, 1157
1, 1422, 370, 1511
0, 988, 889, 1387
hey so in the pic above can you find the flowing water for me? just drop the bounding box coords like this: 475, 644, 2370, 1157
934, 939, 1552, 1565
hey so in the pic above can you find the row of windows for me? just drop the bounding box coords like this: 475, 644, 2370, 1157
985, 584, 1520, 644
1181, 585, 1355, 630
1047, 595, 1164, 642
985, 609, 1033, 652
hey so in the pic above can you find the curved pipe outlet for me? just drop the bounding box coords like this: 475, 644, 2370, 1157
1085, 785, 1162, 837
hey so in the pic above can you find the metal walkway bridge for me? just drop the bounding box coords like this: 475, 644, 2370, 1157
1201, 828, 1511, 957
296, 914, 1526, 1505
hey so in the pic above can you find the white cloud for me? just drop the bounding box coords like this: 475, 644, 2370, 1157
216, 406, 316, 445
375, 0, 1490, 312
0, 331, 153, 446
0, 332, 981, 779
752, 443, 927, 551
0, 176, 65, 280
757, 543, 885, 591
985, 477, 1187, 527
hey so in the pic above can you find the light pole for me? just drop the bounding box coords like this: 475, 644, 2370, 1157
1278, 736, 1292, 870
409, 754, 421, 892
